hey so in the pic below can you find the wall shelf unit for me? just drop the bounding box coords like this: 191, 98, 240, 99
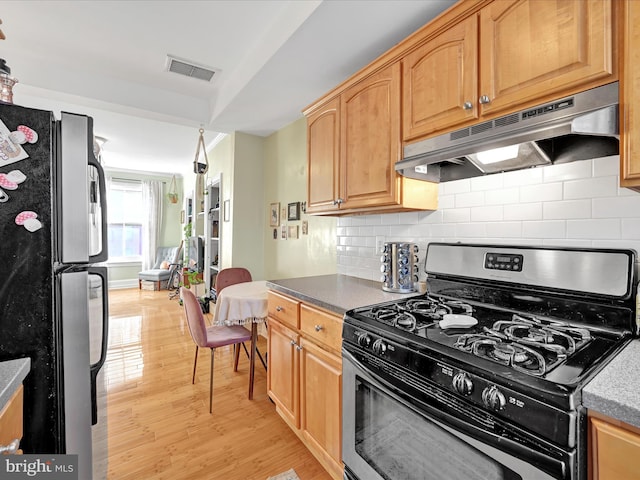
204, 174, 221, 292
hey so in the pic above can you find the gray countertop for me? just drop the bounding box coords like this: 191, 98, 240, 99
0, 358, 30, 410
266, 274, 417, 315
583, 339, 640, 428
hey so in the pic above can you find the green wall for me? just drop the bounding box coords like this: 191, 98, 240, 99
263, 118, 337, 280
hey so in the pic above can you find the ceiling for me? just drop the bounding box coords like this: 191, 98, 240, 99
0, 0, 456, 175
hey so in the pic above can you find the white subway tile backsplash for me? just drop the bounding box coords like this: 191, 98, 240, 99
622, 219, 640, 239
485, 222, 522, 238
522, 220, 566, 239
471, 174, 504, 191
543, 199, 591, 219
441, 178, 471, 195
543, 160, 592, 183
592, 156, 619, 177
456, 223, 487, 238
456, 191, 485, 208
471, 205, 503, 222
505, 167, 543, 186
421, 210, 444, 224
443, 208, 471, 223
438, 194, 456, 209
593, 196, 640, 218
485, 188, 519, 206
564, 176, 618, 199
520, 182, 563, 203
336, 160, 640, 281
504, 203, 542, 221
592, 240, 640, 254
566, 219, 620, 239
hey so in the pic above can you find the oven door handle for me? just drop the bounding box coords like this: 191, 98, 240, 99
342, 348, 567, 480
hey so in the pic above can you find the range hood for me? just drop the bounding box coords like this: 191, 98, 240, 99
396, 82, 619, 183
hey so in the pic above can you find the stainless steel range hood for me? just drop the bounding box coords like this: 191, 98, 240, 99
396, 82, 619, 183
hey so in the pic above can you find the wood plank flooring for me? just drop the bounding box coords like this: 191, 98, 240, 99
104, 288, 332, 480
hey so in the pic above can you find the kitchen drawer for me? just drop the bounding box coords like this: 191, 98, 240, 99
0, 385, 23, 453
300, 304, 342, 354
268, 291, 300, 329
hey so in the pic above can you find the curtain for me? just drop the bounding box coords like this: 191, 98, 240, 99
142, 180, 164, 270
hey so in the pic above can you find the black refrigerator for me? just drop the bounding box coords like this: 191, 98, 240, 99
0, 102, 109, 479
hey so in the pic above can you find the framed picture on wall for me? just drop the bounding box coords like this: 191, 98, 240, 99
288, 202, 300, 221
270, 202, 280, 227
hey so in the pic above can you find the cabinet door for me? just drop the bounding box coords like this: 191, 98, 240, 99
299, 337, 342, 478
402, 15, 478, 141
307, 97, 341, 213
480, 0, 615, 117
590, 417, 640, 480
267, 319, 299, 428
340, 63, 401, 210
620, 0, 640, 190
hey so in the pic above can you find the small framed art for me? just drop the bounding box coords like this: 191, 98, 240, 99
270, 202, 280, 227
288, 202, 301, 221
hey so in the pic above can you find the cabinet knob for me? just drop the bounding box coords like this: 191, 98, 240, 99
290, 340, 297, 346
479, 95, 491, 105
0, 439, 20, 455
463, 101, 473, 110
296, 345, 303, 351
314, 324, 323, 332
336, 198, 344, 205
276, 306, 283, 312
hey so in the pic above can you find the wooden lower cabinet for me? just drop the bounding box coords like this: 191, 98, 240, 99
0, 385, 24, 454
299, 337, 342, 475
268, 293, 343, 480
589, 411, 640, 480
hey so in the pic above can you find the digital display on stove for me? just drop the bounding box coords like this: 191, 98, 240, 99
484, 252, 523, 271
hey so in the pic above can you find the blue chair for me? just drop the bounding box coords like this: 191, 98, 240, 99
138, 244, 182, 290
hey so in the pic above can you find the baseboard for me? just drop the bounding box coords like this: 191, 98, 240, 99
109, 279, 138, 290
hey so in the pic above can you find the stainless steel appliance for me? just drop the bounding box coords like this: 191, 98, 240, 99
0, 104, 109, 479
396, 82, 619, 183
342, 243, 637, 480
380, 242, 418, 293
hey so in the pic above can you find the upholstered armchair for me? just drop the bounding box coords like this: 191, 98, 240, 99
138, 244, 183, 290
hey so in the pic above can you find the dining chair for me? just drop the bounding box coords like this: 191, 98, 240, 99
181, 287, 252, 413
214, 268, 267, 370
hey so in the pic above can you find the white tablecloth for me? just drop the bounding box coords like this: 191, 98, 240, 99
213, 280, 268, 326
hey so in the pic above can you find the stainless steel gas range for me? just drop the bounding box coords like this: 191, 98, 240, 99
342, 243, 638, 480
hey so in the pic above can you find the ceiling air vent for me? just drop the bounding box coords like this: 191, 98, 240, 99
166, 55, 217, 82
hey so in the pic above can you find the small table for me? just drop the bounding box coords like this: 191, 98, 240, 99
212, 280, 267, 400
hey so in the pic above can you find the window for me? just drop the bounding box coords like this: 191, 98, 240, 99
107, 179, 144, 261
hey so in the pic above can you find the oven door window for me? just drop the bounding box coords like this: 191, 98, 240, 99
354, 376, 521, 480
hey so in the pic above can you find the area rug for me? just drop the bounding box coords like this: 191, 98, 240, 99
267, 468, 300, 480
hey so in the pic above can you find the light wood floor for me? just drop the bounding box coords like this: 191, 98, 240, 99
104, 288, 332, 480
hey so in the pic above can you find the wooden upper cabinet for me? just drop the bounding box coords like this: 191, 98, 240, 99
620, 0, 640, 190
403, 15, 478, 141
402, 0, 616, 142
479, 0, 615, 117
340, 63, 401, 210
307, 97, 341, 214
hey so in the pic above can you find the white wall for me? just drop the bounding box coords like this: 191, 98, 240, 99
337, 156, 640, 281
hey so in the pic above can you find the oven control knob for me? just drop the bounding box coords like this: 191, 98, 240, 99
482, 385, 506, 411
452, 372, 473, 396
372, 339, 387, 355
356, 333, 372, 348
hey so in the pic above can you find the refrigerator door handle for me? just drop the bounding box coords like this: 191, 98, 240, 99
88, 266, 109, 425
88, 154, 109, 264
